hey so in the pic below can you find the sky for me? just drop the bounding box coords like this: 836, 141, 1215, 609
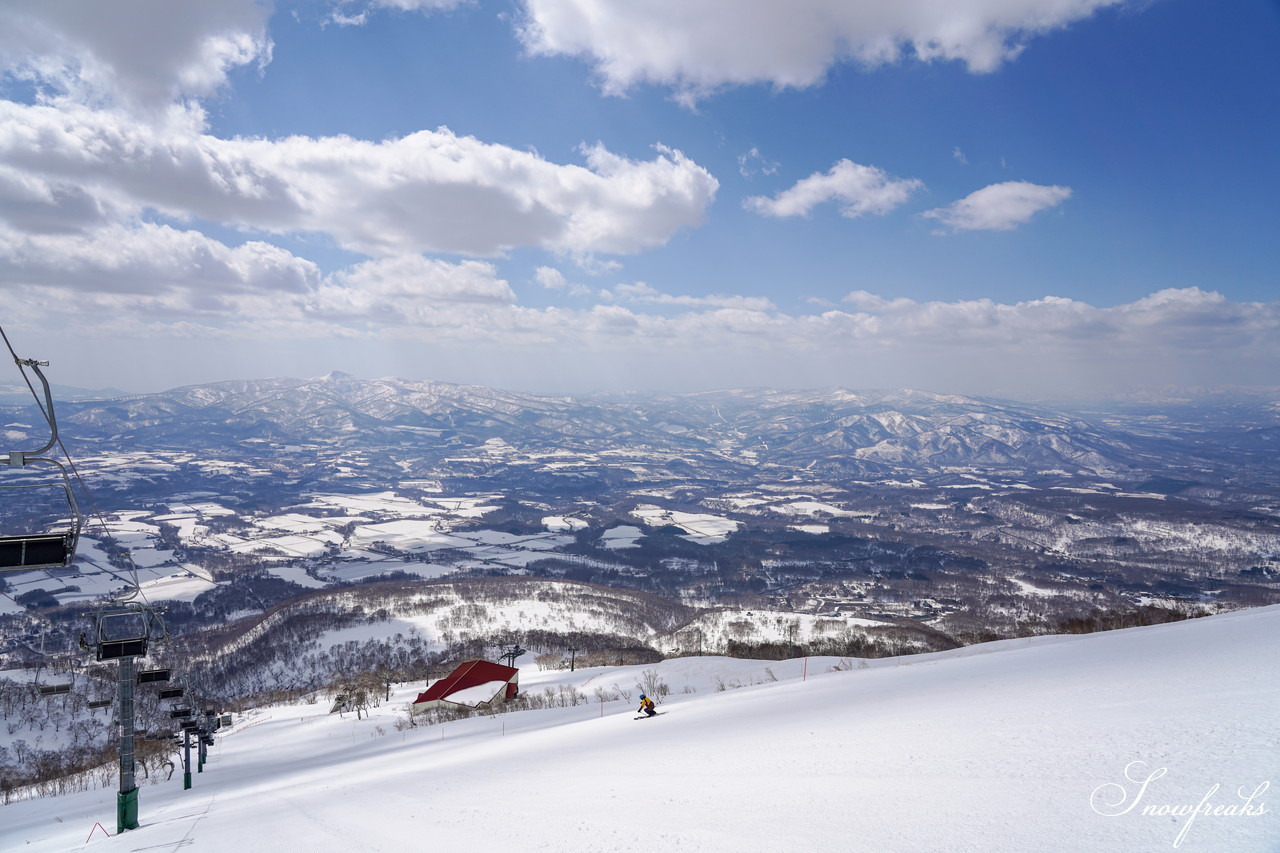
1, 0, 1277, 400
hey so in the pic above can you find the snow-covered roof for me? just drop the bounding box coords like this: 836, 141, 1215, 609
413, 660, 518, 707
438, 680, 510, 707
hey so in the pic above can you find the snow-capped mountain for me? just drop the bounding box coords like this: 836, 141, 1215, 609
10, 374, 1272, 483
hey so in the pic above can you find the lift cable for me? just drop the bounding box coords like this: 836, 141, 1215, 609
1, 323, 147, 599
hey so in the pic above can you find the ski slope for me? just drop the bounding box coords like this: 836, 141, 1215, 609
4, 606, 1277, 852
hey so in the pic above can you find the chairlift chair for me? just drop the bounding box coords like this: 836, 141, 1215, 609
92, 603, 164, 661
1, 358, 83, 572
32, 643, 77, 696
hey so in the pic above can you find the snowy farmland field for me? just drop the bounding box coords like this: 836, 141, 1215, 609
3, 605, 1275, 852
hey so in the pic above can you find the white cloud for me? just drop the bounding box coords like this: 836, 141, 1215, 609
745, 159, 922, 219
353, 0, 471, 11
0, 222, 318, 304
518, 0, 1132, 103
832, 287, 1280, 353
322, 256, 514, 305
606, 281, 776, 311
15, 215, 1269, 375
13, 232, 1278, 395
738, 147, 779, 178
311, 256, 516, 328
327, 0, 472, 27
535, 266, 568, 289
534, 265, 595, 296
0, 103, 719, 257
0, 0, 271, 111
922, 181, 1072, 232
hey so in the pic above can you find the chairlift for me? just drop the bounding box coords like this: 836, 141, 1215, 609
171, 707, 194, 719
498, 643, 526, 668
92, 602, 165, 661
88, 698, 112, 710
32, 650, 76, 696
137, 668, 171, 684
33, 664, 74, 696
1, 358, 82, 572
158, 686, 185, 700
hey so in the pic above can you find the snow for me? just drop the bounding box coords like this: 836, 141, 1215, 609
134, 565, 217, 601
1010, 578, 1068, 598
631, 504, 740, 543
774, 499, 860, 516
437, 679, 511, 707
542, 515, 588, 532
600, 524, 644, 549
3, 605, 1277, 851
265, 564, 329, 589
789, 523, 829, 534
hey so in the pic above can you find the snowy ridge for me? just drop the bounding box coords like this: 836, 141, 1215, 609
26, 375, 1213, 478
4, 605, 1276, 851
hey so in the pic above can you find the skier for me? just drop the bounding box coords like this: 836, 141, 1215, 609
638, 693, 657, 717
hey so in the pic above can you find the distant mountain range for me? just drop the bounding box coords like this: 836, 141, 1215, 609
0, 380, 129, 406
4, 373, 1278, 486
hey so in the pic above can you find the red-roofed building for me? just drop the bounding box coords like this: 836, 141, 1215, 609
410, 660, 520, 714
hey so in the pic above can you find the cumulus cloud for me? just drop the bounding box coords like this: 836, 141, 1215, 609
0, 0, 271, 111
0, 220, 510, 329
14, 227, 1278, 395
518, 0, 1132, 103
534, 265, 595, 297
310, 256, 517, 328
323, 256, 514, 305
15, 215, 1270, 372
922, 181, 1072, 232
535, 266, 568, 289
745, 159, 923, 219
0, 222, 318, 302
833, 287, 1280, 353
0, 103, 719, 257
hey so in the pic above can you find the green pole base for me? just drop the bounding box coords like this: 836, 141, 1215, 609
117, 787, 139, 833
184, 771, 192, 790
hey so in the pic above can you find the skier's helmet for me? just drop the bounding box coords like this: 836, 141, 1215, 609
639, 694, 646, 699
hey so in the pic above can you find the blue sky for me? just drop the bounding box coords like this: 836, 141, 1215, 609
1, 0, 1277, 400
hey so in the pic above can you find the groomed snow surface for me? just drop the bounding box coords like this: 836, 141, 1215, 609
5, 606, 1277, 852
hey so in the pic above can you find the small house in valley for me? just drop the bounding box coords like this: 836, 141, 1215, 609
410, 660, 519, 714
